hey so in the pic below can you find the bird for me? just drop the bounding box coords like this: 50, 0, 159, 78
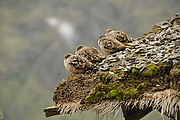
105, 29, 134, 44
98, 35, 132, 54
64, 53, 94, 74
75, 45, 104, 63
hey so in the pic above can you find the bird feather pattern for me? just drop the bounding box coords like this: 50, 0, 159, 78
105, 29, 134, 43
64, 53, 93, 74
75, 45, 104, 62
98, 36, 131, 53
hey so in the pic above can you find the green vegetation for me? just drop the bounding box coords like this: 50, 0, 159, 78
83, 60, 179, 103
85, 70, 140, 102
107, 88, 139, 100
132, 68, 139, 74
86, 84, 110, 102
141, 64, 159, 77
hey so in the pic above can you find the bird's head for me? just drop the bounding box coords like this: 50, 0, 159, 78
99, 35, 106, 39
76, 45, 85, 51
64, 53, 73, 59
106, 29, 113, 33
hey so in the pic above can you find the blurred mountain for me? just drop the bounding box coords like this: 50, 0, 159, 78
0, 0, 179, 120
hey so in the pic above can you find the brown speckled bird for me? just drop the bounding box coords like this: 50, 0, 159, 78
75, 45, 104, 63
105, 29, 134, 44
64, 53, 93, 74
98, 35, 132, 54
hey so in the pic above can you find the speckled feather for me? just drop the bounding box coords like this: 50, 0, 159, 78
75, 45, 104, 62
98, 36, 132, 53
64, 53, 93, 74
105, 29, 134, 43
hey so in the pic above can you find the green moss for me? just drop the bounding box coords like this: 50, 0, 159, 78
98, 72, 113, 84
106, 88, 124, 100
107, 89, 120, 98
141, 64, 159, 76
106, 87, 139, 100
149, 58, 153, 61
123, 88, 139, 99
84, 62, 178, 103
132, 68, 139, 75
85, 84, 110, 102
97, 71, 125, 84
86, 78, 140, 102
127, 51, 132, 54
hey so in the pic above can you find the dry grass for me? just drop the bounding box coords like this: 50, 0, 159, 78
91, 89, 180, 120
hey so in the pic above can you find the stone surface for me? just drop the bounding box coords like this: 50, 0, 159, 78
97, 14, 180, 72
45, 13, 180, 120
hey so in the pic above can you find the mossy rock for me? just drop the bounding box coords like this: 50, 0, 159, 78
123, 88, 139, 99
86, 78, 141, 102
141, 64, 159, 77
158, 62, 172, 75
98, 72, 114, 84
85, 84, 111, 102
131, 68, 140, 75
170, 68, 180, 77
106, 88, 124, 100
106, 88, 139, 100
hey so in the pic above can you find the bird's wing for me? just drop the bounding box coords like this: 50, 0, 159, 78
89, 47, 104, 61
117, 32, 133, 43
69, 56, 92, 69
102, 38, 125, 50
